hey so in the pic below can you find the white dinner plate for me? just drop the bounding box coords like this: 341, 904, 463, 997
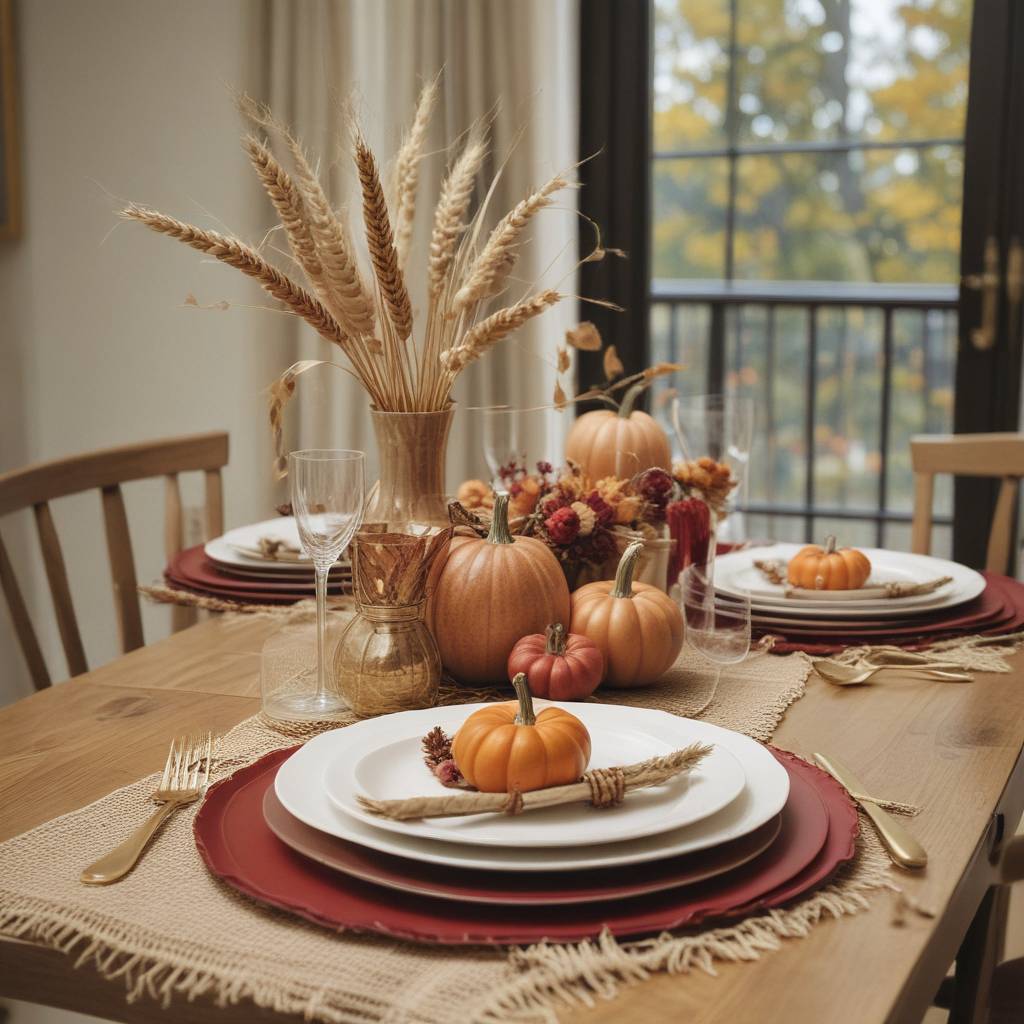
205, 518, 347, 574
274, 711, 789, 872
321, 703, 746, 848
713, 545, 985, 619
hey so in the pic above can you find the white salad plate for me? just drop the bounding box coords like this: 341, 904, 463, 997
274, 708, 790, 872
205, 518, 347, 574
321, 702, 747, 848
713, 545, 985, 618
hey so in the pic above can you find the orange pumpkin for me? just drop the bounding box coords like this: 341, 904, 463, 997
565, 382, 671, 480
787, 535, 872, 591
427, 492, 571, 685
452, 673, 591, 792
569, 541, 684, 688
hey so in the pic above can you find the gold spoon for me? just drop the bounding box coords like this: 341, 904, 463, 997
813, 660, 971, 686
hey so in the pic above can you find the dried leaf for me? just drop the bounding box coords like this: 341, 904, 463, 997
566, 321, 602, 352
553, 379, 568, 409
183, 292, 230, 311
603, 345, 625, 381
642, 361, 684, 380
556, 346, 571, 374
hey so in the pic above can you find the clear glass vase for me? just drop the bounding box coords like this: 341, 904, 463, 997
334, 528, 452, 716
363, 406, 454, 530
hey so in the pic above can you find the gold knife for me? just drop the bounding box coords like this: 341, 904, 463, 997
813, 753, 928, 870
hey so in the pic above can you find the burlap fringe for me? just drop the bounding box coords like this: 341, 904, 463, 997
0, 899, 388, 1023
475, 825, 897, 1024
0, 822, 895, 1024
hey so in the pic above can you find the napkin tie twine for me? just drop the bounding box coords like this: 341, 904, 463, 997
500, 767, 627, 816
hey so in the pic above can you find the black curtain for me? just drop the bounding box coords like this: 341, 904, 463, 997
576, 0, 652, 399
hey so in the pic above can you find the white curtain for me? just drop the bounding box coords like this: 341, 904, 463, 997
262, 0, 580, 487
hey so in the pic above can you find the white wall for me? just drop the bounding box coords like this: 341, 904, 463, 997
0, 0, 284, 701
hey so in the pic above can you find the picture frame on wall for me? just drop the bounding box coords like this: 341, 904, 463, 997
0, 0, 20, 240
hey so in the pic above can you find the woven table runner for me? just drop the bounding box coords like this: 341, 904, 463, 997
0, 646, 898, 1024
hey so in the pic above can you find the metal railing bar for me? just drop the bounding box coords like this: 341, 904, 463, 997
877, 307, 894, 547
651, 279, 958, 308
737, 502, 951, 526
805, 306, 818, 539
652, 136, 962, 160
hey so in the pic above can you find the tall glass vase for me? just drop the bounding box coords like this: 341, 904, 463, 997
363, 406, 454, 530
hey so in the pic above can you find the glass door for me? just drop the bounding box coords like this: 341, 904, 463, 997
953, 0, 1024, 567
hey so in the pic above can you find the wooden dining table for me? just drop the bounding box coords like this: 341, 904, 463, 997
1, 614, 1023, 1024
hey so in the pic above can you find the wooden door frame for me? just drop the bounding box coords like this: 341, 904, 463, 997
953, 0, 1024, 569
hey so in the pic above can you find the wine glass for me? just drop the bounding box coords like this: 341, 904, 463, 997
481, 406, 524, 486
279, 449, 364, 721
671, 394, 754, 542
679, 562, 752, 718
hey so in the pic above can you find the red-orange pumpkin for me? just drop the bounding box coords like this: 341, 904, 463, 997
427, 493, 571, 685
564, 382, 671, 480
507, 623, 604, 701
570, 541, 684, 688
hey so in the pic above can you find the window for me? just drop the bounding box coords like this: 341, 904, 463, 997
649, 0, 970, 551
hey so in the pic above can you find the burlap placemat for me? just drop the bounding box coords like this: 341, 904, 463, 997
0, 647, 897, 1023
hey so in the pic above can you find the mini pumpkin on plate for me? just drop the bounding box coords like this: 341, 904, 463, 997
787, 535, 871, 591
451, 673, 592, 793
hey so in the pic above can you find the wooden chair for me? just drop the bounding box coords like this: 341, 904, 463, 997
0, 432, 229, 690
911, 433, 1024, 574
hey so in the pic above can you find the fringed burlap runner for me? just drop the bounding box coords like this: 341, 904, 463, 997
1, 645, 905, 1024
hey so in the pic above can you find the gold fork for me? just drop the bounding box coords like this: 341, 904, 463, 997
80, 732, 213, 885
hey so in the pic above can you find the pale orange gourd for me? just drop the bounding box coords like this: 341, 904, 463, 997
569, 541, 684, 688
451, 673, 592, 792
787, 535, 872, 591
426, 492, 571, 685
564, 383, 671, 480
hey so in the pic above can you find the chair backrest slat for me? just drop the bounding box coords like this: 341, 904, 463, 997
910, 433, 1024, 575
204, 468, 224, 540
33, 501, 88, 678
0, 431, 229, 687
164, 473, 184, 558
101, 483, 144, 653
0, 533, 50, 690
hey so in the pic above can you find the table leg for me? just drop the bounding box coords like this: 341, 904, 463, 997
949, 884, 1011, 1024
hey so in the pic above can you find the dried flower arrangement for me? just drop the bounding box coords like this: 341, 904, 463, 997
120, 73, 600, 474
455, 463, 674, 582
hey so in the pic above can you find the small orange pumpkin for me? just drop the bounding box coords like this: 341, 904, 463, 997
426, 492, 571, 684
570, 541, 684, 688
787, 535, 872, 591
565, 382, 671, 480
452, 673, 592, 793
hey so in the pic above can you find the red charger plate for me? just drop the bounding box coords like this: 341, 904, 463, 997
262, 786, 789, 906
194, 747, 857, 944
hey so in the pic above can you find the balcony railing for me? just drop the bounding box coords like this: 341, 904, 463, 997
649, 279, 959, 550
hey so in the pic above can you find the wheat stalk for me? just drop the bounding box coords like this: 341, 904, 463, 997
243, 136, 326, 292
429, 128, 487, 300
239, 96, 378, 339
121, 204, 348, 348
354, 132, 414, 342
392, 74, 440, 268
441, 288, 561, 375
453, 172, 569, 311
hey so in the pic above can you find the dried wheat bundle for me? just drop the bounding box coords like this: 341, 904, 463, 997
121, 71, 579, 461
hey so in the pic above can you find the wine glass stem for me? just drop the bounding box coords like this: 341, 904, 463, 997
314, 564, 329, 700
